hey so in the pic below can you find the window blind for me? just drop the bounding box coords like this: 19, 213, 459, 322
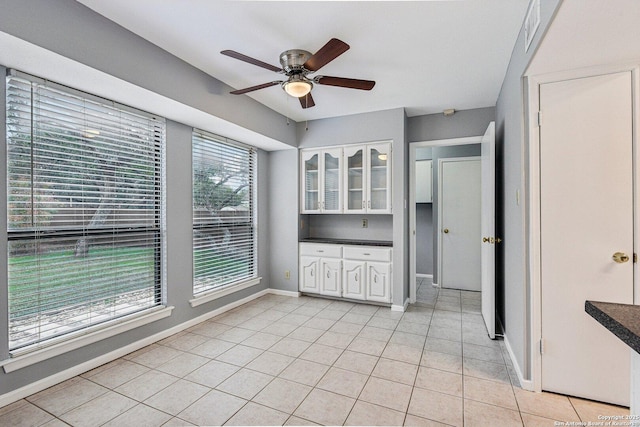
192, 130, 256, 295
6, 72, 165, 351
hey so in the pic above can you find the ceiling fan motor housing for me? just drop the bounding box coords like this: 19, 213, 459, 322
280, 49, 312, 74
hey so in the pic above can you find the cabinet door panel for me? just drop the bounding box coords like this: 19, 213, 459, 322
366, 261, 391, 303
300, 256, 320, 293
367, 143, 392, 213
342, 260, 366, 300
320, 259, 342, 297
323, 148, 343, 213
301, 151, 321, 213
343, 145, 366, 213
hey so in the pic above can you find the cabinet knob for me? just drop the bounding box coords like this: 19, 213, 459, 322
443, 228, 449, 234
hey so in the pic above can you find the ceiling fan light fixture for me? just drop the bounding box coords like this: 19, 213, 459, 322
283, 76, 313, 98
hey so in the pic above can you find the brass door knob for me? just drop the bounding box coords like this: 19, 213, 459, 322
443, 228, 449, 234
612, 252, 630, 263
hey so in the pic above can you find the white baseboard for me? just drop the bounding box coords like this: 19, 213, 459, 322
391, 298, 410, 312
416, 273, 433, 279
504, 333, 534, 391
0, 287, 291, 408
268, 288, 300, 297
432, 282, 440, 288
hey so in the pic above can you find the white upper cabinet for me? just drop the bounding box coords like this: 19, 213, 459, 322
301, 148, 343, 213
415, 159, 433, 203
344, 142, 392, 214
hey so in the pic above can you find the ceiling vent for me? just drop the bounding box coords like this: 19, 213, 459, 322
524, 0, 541, 52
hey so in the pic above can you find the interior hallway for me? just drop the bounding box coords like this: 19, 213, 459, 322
0, 283, 628, 426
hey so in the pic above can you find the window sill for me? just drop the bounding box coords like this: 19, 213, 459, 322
190, 277, 262, 308
1, 305, 174, 373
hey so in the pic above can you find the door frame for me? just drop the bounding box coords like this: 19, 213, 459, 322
526, 63, 640, 393
409, 136, 482, 303
437, 157, 481, 291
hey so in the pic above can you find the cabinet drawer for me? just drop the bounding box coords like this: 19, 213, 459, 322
343, 246, 392, 262
299, 243, 342, 258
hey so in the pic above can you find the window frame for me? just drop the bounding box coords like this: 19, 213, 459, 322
5, 70, 168, 355
190, 129, 259, 306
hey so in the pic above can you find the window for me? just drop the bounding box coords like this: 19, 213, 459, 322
192, 130, 256, 295
6, 71, 165, 351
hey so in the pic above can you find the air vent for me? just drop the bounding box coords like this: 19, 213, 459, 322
524, 0, 541, 52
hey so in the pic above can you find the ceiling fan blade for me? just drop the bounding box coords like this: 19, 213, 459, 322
221, 50, 283, 73
230, 81, 282, 95
303, 38, 350, 72
315, 76, 376, 91
299, 93, 316, 109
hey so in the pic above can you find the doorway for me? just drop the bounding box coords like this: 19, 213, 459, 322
531, 69, 636, 405
409, 136, 484, 303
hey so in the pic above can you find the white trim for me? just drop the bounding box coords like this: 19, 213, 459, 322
526, 62, 640, 394
432, 282, 440, 288
267, 289, 301, 297
189, 277, 262, 307
391, 298, 410, 312
409, 136, 482, 304
0, 287, 290, 408
416, 273, 433, 279
504, 333, 534, 391
1, 306, 174, 374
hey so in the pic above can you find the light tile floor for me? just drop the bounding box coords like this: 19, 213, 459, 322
1, 278, 629, 426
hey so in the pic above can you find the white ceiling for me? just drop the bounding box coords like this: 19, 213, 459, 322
76, 0, 530, 122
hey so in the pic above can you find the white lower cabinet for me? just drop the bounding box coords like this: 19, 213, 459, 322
299, 256, 320, 294
320, 258, 342, 297
343, 260, 366, 300
366, 261, 392, 303
299, 243, 392, 304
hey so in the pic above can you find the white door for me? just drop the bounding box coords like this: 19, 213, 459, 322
440, 158, 482, 291
301, 151, 321, 213
480, 123, 496, 338
540, 71, 633, 405
343, 260, 366, 300
320, 258, 342, 297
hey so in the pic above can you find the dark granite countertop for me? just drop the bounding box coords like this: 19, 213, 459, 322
299, 237, 393, 247
585, 300, 640, 354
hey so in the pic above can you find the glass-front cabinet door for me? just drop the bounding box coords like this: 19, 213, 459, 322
323, 148, 343, 213
301, 150, 321, 213
367, 142, 392, 213
343, 145, 366, 213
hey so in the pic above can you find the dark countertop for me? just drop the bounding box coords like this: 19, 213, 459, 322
300, 237, 393, 247
585, 300, 640, 354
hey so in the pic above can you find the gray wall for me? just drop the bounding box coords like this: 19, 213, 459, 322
305, 215, 393, 241
416, 204, 433, 275
495, 0, 563, 380
0, 0, 296, 149
297, 108, 408, 307
408, 107, 496, 142
268, 149, 299, 293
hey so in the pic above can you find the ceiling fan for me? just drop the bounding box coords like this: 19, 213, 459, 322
221, 38, 376, 109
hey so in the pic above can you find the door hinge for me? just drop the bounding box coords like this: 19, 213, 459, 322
537, 111, 543, 127
539, 338, 545, 355
634, 253, 637, 263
